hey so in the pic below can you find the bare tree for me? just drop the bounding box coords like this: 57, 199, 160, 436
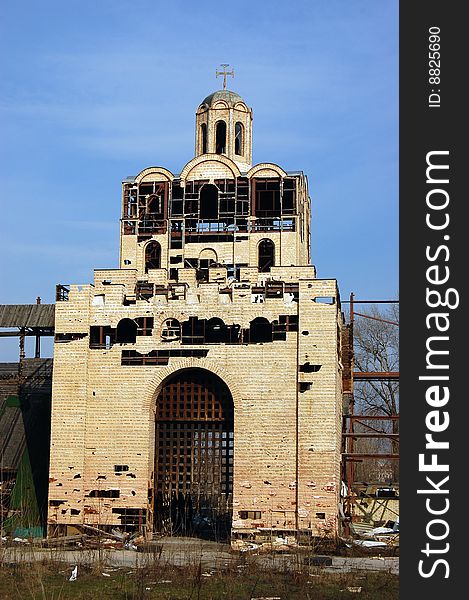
353, 303, 399, 417
351, 303, 399, 484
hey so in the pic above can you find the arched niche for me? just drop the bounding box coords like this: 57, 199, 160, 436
215, 120, 227, 154
145, 240, 161, 272
116, 318, 137, 344
153, 368, 234, 538
258, 239, 275, 272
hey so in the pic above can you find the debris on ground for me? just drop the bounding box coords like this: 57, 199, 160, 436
344, 515, 400, 552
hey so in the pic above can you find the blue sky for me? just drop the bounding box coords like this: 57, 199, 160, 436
0, 0, 398, 360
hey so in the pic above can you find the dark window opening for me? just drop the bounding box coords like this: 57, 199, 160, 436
271, 322, 286, 341
299, 382, 312, 393
249, 317, 273, 343
184, 258, 198, 270
170, 182, 184, 216
235, 122, 243, 156
145, 241, 161, 271
196, 259, 211, 281
272, 315, 298, 340
284, 283, 299, 302
116, 319, 137, 344
278, 314, 298, 331
236, 177, 249, 213
199, 184, 219, 220
122, 348, 208, 366
181, 316, 205, 344
314, 296, 335, 304
170, 220, 183, 248
282, 178, 297, 214
161, 319, 181, 341
123, 185, 137, 219
123, 220, 136, 235
138, 184, 152, 219
227, 263, 248, 281
56, 284, 70, 301
169, 315, 297, 346
239, 511, 262, 520
147, 194, 163, 216
217, 180, 236, 215
219, 198, 235, 214
55, 332, 87, 343
201, 123, 207, 154
316, 512, 326, 519
185, 232, 234, 244
265, 281, 283, 298
205, 317, 229, 343
88, 489, 120, 498
181, 316, 240, 345
215, 120, 226, 154
90, 326, 114, 349
258, 239, 275, 272
136, 317, 154, 336
115, 465, 129, 473
377, 488, 398, 498
299, 363, 322, 373
254, 178, 281, 217
139, 183, 166, 216
137, 183, 167, 234
197, 260, 210, 281
136, 281, 154, 300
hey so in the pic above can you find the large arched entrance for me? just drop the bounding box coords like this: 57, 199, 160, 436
153, 368, 234, 539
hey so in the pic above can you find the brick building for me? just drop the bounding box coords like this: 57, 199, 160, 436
48, 85, 346, 543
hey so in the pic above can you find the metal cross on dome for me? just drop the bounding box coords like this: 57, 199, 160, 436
216, 64, 234, 90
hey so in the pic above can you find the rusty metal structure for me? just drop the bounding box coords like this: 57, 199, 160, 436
341, 294, 399, 530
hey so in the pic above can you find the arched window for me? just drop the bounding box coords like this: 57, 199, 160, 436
249, 317, 273, 343
206, 317, 228, 343
198, 247, 218, 281
215, 120, 226, 154
235, 122, 243, 156
145, 241, 161, 272
258, 239, 275, 272
161, 318, 181, 341
201, 123, 207, 154
199, 184, 219, 220
116, 318, 137, 344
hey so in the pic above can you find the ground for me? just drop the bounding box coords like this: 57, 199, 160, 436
0, 537, 398, 599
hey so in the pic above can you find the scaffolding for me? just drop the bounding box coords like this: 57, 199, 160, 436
341, 294, 399, 531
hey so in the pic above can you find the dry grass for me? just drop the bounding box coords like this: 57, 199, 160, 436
0, 558, 398, 600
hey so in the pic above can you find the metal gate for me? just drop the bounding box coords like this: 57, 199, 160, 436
154, 369, 233, 538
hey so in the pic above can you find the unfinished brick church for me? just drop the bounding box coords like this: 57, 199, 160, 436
48, 76, 346, 543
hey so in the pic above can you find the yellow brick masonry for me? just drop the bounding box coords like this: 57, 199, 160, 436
48, 271, 343, 537
48, 90, 344, 540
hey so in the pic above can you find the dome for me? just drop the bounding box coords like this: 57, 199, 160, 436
200, 89, 245, 108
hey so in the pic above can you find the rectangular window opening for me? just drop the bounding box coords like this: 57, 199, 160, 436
239, 510, 262, 520
114, 465, 129, 473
